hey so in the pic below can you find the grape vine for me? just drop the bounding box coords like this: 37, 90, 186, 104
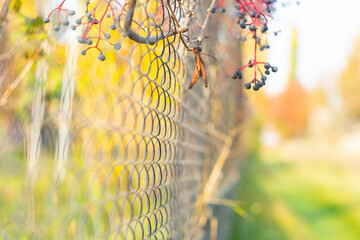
44, 0, 283, 91
44, 0, 125, 61
232, 0, 279, 91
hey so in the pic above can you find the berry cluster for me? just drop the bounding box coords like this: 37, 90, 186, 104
234, 62, 277, 91
232, 0, 279, 91
209, 0, 226, 13
44, 0, 125, 61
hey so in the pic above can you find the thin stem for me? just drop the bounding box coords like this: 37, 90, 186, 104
254, 30, 257, 79
123, 0, 188, 45
197, 0, 218, 43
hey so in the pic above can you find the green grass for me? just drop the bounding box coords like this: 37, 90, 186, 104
228, 151, 360, 240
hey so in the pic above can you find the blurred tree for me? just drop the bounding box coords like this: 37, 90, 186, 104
0, 0, 15, 135
0, 0, 11, 93
0, 0, 10, 38
268, 27, 310, 138
339, 35, 360, 120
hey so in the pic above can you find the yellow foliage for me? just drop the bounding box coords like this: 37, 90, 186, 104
339, 35, 360, 120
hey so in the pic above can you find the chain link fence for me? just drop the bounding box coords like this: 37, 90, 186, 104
0, 0, 244, 239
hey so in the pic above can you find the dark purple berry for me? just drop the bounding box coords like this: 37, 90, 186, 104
271, 66, 278, 72
97, 54, 105, 61
114, 42, 121, 50
236, 70, 243, 79
249, 25, 256, 31
77, 36, 85, 43
244, 83, 251, 89
261, 25, 268, 33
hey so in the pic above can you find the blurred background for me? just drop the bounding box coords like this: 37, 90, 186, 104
1, 0, 360, 239
226, 0, 360, 239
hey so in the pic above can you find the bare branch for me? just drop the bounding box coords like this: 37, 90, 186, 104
123, 0, 190, 45
196, 0, 218, 43
0, 0, 10, 30
0, 60, 35, 106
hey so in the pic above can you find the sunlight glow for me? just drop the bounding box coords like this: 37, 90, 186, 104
265, 0, 360, 95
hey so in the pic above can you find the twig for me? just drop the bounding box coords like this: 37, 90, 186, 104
204, 124, 228, 143
210, 216, 218, 240
195, 123, 243, 216
123, 0, 190, 44
0, 0, 10, 29
165, 0, 190, 49
208, 197, 249, 218
203, 123, 242, 201
193, 123, 243, 229
0, 59, 35, 106
0, 48, 16, 61
196, 0, 218, 43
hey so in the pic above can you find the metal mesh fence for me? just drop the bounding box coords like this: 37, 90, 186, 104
0, 0, 244, 239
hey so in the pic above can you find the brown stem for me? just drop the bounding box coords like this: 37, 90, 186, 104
196, 0, 218, 43
123, 0, 188, 45
0, 59, 35, 106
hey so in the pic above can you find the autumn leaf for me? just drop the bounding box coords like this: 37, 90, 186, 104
188, 47, 208, 90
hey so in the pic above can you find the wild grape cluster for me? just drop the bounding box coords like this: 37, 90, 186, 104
44, 0, 281, 90
209, 0, 226, 13
44, 0, 124, 61
231, 0, 279, 91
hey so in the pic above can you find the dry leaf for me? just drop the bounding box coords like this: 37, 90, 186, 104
188, 47, 208, 90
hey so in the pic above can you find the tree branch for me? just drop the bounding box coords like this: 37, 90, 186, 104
123, 0, 190, 45
196, 0, 218, 43
0, 59, 35, 106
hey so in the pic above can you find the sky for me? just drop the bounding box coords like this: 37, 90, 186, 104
265, 0, 360, 95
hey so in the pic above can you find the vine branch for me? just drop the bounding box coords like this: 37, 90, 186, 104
196, 0, 218, 43
123, 0, 190, 45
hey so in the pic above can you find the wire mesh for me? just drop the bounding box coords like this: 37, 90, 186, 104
0, 0, 244, 239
